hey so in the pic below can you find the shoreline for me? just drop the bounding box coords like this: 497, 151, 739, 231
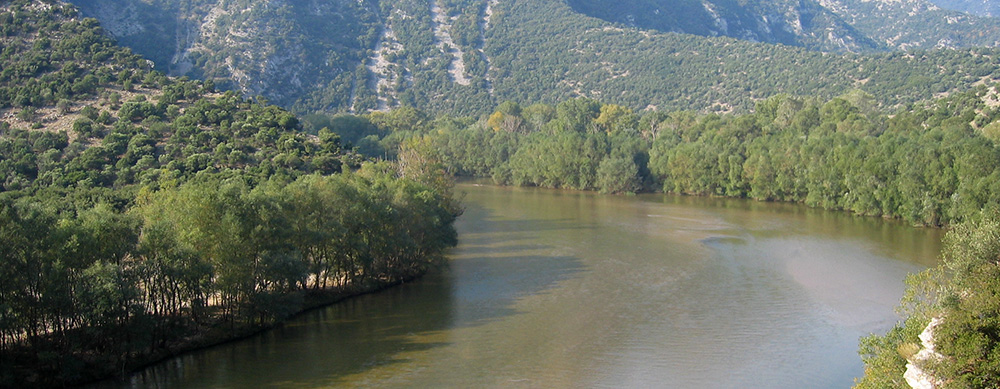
75, 273, 427, 388
455, 176, 946, 229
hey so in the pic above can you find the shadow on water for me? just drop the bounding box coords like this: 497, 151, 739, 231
447, 254, 584, 327
97, 274, 460, 388
446, 200, 588, 326
95, 183, 946, 388
100, 198, 585, 388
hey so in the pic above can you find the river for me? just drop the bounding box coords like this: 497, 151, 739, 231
106, 183, 943, 388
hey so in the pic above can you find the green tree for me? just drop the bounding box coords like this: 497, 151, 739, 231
596, 156, 640, 194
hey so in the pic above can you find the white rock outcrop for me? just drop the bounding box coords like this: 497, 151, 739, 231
904, 317, 945, 389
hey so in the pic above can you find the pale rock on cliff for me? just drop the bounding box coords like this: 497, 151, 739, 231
904, 317, 945, 389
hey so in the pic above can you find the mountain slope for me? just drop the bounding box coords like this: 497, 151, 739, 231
482, 0, 1000, 112
69, 0, 1000, 116
822, 0, 1000, 50
0, 0, 347, 194
566, 0, 883, 52
70, 0, 382, 112
0, 3, 460, 387
567, 0, 1000, 52
927, 0, 1000, 17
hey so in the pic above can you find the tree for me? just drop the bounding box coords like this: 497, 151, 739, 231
596, 156, 640, 194
594, 104, 635, 133
859, 211, 1000, 387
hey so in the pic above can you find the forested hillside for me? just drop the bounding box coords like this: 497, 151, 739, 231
6, 0, 1000, 386
570, 0, 1000, 52
329, 89, 1000, 386
928, 0, 1000, 17
71, 0, 383, 112
337, 88, 1000, 227
0, 1, 460, 387
822, 0, 1000, 50
69, 0, 1000, 116
567, 0, 880, 52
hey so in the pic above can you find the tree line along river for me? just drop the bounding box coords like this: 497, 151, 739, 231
97, 182, 943, 388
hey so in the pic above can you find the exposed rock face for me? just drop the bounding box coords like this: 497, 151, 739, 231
430, 0, 471, 86
819, 0, 1000, 50
904, 317, 945, 389
567, 0, 878, 52
70, 0, 495, 114
72, 0, 380, 111
66, 0, 1000, 115
567, 0, 1000, 52
928, 0, 1000, 17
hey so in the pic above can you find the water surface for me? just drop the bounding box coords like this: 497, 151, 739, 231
108, 184, 943, 388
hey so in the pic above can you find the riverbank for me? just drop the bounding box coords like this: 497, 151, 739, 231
2, 165, 462, 389
125, 183, 943, 387
17, 273, 428, 388
462, 175, 946, 229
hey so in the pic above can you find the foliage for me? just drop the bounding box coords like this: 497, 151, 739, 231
567, 0, 881, 53
931, 0, 1000, 17
8, 1, 1000, 387
0, 168, 459, 387
926, 211, 1000, 387
0, 3, 460, 387
400, 89, 1000, 226
858, 211, 1000, 388
67, 0, 1000, 116
0, 1, 151, 111
0, 0, 350, 196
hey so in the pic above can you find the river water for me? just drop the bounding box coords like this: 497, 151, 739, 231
109, 183, 943, 388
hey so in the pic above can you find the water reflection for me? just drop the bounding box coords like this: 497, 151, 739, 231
113, 270, 456, 388
101, 184, 942, 388
102, 194, 587, 388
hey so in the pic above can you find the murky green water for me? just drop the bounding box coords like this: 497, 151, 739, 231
107, 183, 943, 388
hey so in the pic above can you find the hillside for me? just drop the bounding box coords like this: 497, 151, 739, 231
68, 0, 1000, 117
567, 0, 882, 52
7, 0, 1000, 386
0, 0, 343, 194
0, 1, 460, 387
929, 0, 1000, 17
824, 0, 1000, 50
569, 0, 1000, 52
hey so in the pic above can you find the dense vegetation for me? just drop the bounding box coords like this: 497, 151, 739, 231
317, 90, 1000, 385
69, 0, 1000, 116
857, 211, 1000, 388
567, 0, 880, 52
0, 1, 460, 387
0, 2, 151, 111
0, 164, 459, 387
323, 88, 1000, 227
569, 0, 1000, 53
6, 0, 1000, 386
931, 0, 1000, 17
485, 1, 1000, 115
